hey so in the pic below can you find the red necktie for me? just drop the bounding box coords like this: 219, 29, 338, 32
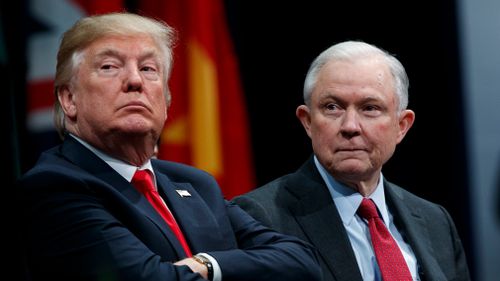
132, 170, 192, 257
357, 198, 412, 281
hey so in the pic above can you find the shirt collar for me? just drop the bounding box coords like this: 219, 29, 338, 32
313, 155, 390, 226
70, 134, 155, 186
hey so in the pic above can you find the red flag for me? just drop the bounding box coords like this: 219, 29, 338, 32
139, 0, 255, 199
27, 0, 124, 134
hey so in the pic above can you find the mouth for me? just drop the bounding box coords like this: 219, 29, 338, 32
335, 148, 367, 154
120, 101, 149, 112
336, 147, 366, 152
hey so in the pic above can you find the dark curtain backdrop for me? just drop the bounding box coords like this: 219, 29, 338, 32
4, 0, 472, 279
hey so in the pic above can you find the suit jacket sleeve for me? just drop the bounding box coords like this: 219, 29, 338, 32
208, 201, 321, 281
159, 161, 322, 281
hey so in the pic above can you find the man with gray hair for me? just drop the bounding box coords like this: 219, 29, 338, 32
234, 40, 470, 281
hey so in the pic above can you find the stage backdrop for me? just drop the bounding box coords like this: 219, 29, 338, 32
458, 0, 500, 280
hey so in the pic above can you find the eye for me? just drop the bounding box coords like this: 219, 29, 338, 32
325, 103, 339, 111
141, 66, 157, 72
98, 63, 119, 75
101, 64, 116, 70
321, 102, 343, 116
364, 105, 378, 111
363, 104, 382, 116
141, 64, 160, 80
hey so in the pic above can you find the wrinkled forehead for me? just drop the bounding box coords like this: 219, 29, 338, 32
320, 57, 394, 90
83, 34, 164, 57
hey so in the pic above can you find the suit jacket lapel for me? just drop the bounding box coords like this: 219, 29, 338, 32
150, 173, 198, 257
154, 170, 225, 255
59, 136, 188, 258
286, 158, 363, 281
60, 136, 137, 199
385, 181, 447, 281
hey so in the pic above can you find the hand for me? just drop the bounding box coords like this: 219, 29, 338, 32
175, 257, 209, 279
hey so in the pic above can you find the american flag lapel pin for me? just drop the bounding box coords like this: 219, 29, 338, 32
176, 190, 191, 197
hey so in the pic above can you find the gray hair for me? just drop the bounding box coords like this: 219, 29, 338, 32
303, 41, 409, 111
53, 12, 176, 138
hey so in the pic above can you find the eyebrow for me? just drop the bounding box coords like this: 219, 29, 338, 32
318, 92, 383, 105
94, 48, 160, 62
94, 48, 121, 60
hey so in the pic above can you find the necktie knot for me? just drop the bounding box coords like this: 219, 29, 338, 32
132, 169, 155, 194
357, 198, 380, 220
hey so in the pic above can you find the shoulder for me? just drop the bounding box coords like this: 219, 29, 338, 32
152, 159, 215, 182
236, 174, 291, 202
231, 176, 291, 228
16, 148, 111, 208
151, 159, 222, 198
384, 180, 452, 219
19, 148, 83, 187
237, 156, 319, 201
232, 172, 303, 223
385, 181, 434, 205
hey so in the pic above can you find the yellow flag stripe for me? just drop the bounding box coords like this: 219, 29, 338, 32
161, 116, 187, 144
187, 40, 222, 176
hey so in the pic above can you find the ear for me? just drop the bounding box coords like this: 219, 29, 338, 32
58, 85, 77, 119
396, 109, 415, 143
296, 105, 313, 138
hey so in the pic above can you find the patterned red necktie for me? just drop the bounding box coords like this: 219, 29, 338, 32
357, 198, 412, 281
132, 169, 192, 257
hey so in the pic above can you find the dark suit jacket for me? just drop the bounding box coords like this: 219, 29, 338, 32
233, 156, 471, 281
17, 137, 321, 281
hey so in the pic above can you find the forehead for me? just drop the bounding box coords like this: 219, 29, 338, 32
313, 57, 396, 100
322, 56, 392, 84
83, 34, 162, 58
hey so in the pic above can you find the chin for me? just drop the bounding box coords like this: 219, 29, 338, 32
113, 126, 152, 137
119, 117, 152, 131
339, 167, 366, 176
334, 160, 369, 174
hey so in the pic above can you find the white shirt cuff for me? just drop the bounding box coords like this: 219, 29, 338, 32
198, 253, 221, 281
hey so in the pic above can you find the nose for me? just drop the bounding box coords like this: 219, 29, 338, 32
340, 109, 361, 138
123, 65, 143, 93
